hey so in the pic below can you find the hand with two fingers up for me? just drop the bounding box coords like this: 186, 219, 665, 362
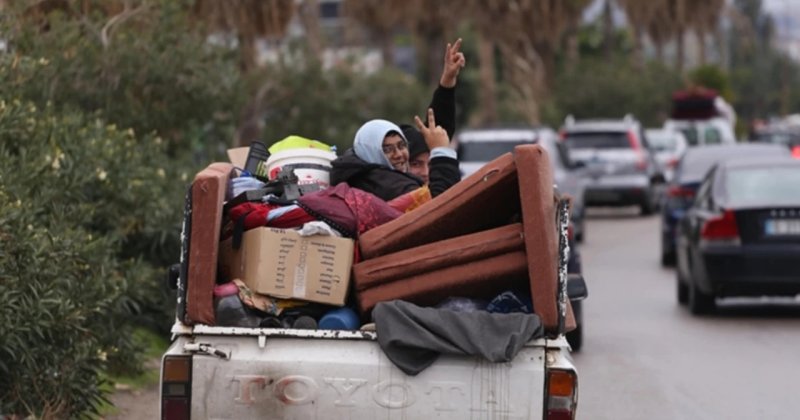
414, 108, 450, 151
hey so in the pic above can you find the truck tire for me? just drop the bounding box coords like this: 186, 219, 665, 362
566, 300, 583, 351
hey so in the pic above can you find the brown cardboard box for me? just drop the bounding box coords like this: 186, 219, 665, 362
219, 227, 354, 306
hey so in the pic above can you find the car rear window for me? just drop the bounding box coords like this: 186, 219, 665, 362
725, 166, 800, 207
564, 132, 629, 149
647, 133, 677, 151
458, 141, 531, 161
677, 146, 789, 183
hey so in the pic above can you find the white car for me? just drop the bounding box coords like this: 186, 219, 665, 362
664, 117, 736, 147
645, 128, 688, 182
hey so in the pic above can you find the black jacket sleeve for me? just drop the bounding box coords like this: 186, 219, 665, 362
427, 85, 456, 139
428, 156, 461, 197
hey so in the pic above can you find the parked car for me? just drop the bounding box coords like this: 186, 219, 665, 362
660, 144, 791, 266
675, 156, 800, 314
561, 115, 665, 215
645, 128, 688, 183
457, 126, 587, 242
663, 118, 736, 146
749, 124, 800, 157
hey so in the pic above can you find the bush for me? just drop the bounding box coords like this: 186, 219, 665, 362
0, 98, 182, 417
3, 0, 246, 156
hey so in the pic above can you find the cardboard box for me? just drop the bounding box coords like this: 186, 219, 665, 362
219, 227, 354, 306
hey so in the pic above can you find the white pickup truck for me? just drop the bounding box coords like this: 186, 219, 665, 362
160, 184, 584, 420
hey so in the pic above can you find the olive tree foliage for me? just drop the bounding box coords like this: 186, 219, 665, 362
4, 0, 247, 157
0, 94, 180, 417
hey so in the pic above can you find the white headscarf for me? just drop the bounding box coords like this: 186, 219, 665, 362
353, 119, 407, 168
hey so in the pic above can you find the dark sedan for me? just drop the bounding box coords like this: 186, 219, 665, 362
675, 157, 800, 314
660, 144, 791, 266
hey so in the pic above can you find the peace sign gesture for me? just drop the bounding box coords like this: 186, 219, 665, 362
414, 108, 450, 150
440, 38, 466, 88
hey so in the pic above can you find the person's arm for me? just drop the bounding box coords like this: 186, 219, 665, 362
425, 39, 465, 139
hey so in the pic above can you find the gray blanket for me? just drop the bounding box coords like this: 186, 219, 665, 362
373, 300, 544, 376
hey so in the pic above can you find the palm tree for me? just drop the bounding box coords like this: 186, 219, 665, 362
298, 0, 324, 62
467, 0, 590, 123
341, 0, 405, 68
618, 0, 660, 67
192, 0, 295, 72
686, 0, 725, 65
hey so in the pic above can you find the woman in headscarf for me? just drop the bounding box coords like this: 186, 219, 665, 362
330, 109, 459, 202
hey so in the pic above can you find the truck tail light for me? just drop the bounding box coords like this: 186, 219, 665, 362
545, 368, 578, 420
701, 209, 740, 245
162, 355, 192, 420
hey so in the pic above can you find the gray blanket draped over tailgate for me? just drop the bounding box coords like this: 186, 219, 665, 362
373, 300, 545, 376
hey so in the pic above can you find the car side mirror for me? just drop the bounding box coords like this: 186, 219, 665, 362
567, 274, 588, 301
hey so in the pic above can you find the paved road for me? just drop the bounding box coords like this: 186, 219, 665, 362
572, 208, 800, 420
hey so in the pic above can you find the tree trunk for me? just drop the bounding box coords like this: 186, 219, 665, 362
696, 30, 707, 65
631, 25, 644, 69
602, 0, 613, 59
380, 31, 394, 68
426, 31, 444, 87
299, 0, 324, 61
238, 34, 258, 73
565, 21, 580, 70
676, 30, 685, 73
655, 41, 665, 64
477, 34, 498, 126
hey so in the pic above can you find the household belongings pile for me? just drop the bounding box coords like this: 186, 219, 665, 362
175, 136, 575, 375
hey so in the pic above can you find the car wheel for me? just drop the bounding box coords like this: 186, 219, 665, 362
640, 200, 654, 216
575, 225, 584, 243
688, 281, 715, 314
566, 300, 583, 351
661, 249, 676, 267
676, 271, 688, 305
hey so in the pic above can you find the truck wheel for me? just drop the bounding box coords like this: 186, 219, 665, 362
566, 300, 583, 351
688, 281, 715, 314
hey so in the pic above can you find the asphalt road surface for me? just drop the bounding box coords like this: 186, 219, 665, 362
572, 208, 800, 420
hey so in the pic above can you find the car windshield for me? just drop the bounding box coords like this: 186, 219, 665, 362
647, 132, 677, 151
564, 132, 629, 149
459, 141, 532, 161
725, 166, 800, 207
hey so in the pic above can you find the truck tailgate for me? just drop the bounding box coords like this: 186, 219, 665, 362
170, 331, 548, 419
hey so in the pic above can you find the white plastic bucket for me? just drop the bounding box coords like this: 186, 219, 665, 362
266, 148, 337, 188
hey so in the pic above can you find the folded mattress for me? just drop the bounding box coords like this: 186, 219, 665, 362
356, 251, 530, 315
359, 153, 520, 259
514, 145, 560, 331
354, 223, 525, 292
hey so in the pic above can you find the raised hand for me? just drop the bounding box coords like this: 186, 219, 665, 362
414, 108, 450, 150
440, 38, 466, 88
